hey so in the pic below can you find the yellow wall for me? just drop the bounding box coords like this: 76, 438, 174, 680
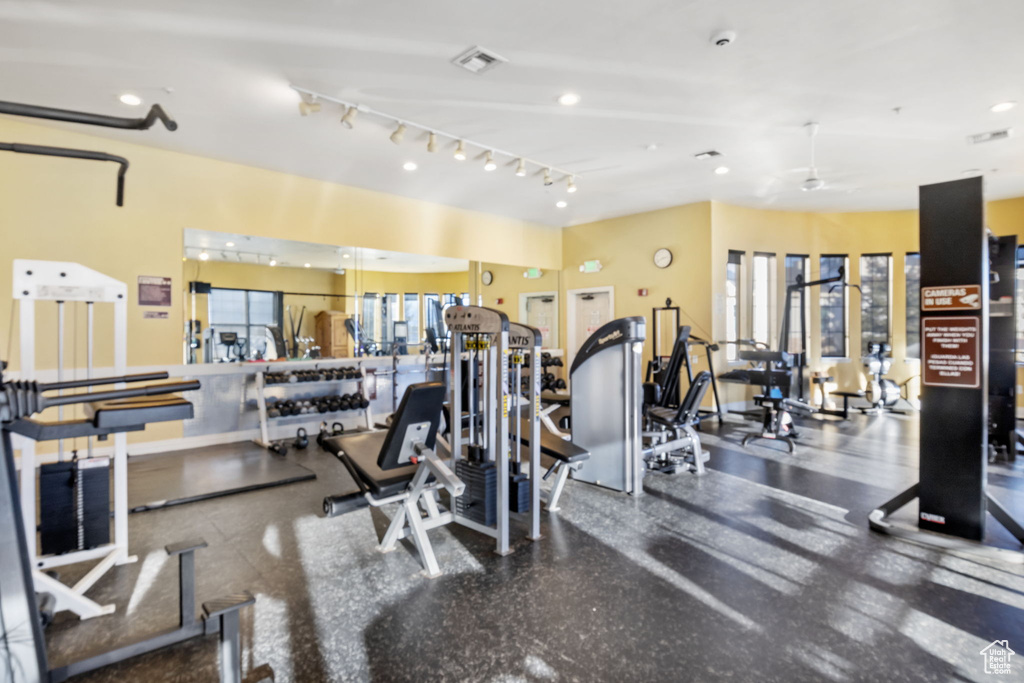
0, 117, 559, 374
477, 263, 562, 347
561, 202, 714, 367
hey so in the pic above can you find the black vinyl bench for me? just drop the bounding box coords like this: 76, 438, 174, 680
321, 382, 465, 578
515, 418, 589, 511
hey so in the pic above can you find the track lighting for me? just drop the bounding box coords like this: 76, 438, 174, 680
340, 106, 358, 128
566, 176, 577, 193
515, 158, 527, 177
483, 151, 497, 171
543, 168, 553, 186
715, 166, 730, 175
298, 98, 321, 116
558, 93, 581, 106
269, 258, 277, 266
427, 132, 438, 153
198, 251, 209, 261
454, 140, 467, 161
390, 123, 406, 144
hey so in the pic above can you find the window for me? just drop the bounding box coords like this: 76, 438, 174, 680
860, 254, 891, 355
424, 293, 443, 340
208, 288, 281, 360
905, 253, 921, 360
819, 255, 848, 358
404, 293, 420, 344
726, 251, 744, 361
784, 255, 810, 360
381, 293, 399, 347
361, 293, 379, 342
751, 252, 776, 348
1016, 246, 1024, 363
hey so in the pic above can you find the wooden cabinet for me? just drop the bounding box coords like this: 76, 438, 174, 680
315, 311, 350, 358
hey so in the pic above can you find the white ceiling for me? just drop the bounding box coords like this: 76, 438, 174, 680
2, 0, 1024, 227
184, 229, 468, 273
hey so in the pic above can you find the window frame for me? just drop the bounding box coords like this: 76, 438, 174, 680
750, 252, 777, 349
783, 254, 811, 365
859, 253, 892, 356
725, 250, 745, 362
207, 286, 283, 360
905, 252, 921, 361
819, 254, 849, 359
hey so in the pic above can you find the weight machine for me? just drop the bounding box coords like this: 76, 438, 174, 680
648, 299, 723, 425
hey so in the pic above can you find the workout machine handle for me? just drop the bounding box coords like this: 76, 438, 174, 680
0, 100, 178, 132
0, 143, 128, 206
43, 380, 201, 409
41, 371, 170, 392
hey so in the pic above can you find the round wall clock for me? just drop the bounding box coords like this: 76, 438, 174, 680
654, 248, 673, 268
481, 270, 494, 286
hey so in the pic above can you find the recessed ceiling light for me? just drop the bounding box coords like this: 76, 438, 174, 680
198, 251, 209, 261
403, 161, 418, 171
714, 166, 730, 175
269, 258, 278, 267
304, 263, 311, 268
646, 144, 659, 152
556, 200, 568, 209
991, 101, 1017, 113
557, 93, 580, 106
225, 241, 235, 247
342, 253, 350, 259
119, 93, 142, 106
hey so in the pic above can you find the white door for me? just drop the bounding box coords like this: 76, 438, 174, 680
520, 292, 558, 348
567, 286, 614, 366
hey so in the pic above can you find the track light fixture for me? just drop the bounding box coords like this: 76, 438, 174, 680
340, 105, 358, 128
390, 123, 406, 145
269, 258, 277, 267
298, 98, 321, 116
566, 176, 577, 193
290, 84, 579, 191
198, 251, 210, 261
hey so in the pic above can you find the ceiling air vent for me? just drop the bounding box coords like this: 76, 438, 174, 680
451, 46, 508, 74
967, 128, 1013, 145
694, 150, 723, 160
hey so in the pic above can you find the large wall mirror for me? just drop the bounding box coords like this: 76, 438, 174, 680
182, 229, 471, 363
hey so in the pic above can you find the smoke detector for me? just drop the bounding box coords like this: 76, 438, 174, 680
451, 46, 508, 74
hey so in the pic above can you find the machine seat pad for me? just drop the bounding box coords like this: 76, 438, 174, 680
324, 432, 419, 497
89, 396, 193, 428
647, 406, 687, 428
540, 391, 571, 406
516, 420, 589, 463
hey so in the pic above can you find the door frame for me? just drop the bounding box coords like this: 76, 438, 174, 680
519, 291, 559, 349
566, 285, 615, 367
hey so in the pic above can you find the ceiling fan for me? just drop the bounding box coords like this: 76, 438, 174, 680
801, 121, 826, 192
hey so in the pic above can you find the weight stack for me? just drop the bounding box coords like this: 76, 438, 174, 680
455, 459, 496, 526
509, 473, 530, 513
39, 458, 111, 555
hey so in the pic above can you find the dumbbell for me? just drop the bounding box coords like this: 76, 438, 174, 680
555, 378, 567, 390
327, 396, 341, 412
339, 394, 352, 410
317, 398, 329, 413
269, 442, 288, 456
543, 372, 555, 384
355, 394, 370, 409
552, 357, 563, 367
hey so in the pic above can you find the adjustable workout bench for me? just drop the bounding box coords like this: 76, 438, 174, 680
322, 382, 465, 578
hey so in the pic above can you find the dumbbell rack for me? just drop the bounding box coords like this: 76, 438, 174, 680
252, 364, 373, 451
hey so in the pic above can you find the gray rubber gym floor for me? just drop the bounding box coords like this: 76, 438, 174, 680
45, 413, 1024, 682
